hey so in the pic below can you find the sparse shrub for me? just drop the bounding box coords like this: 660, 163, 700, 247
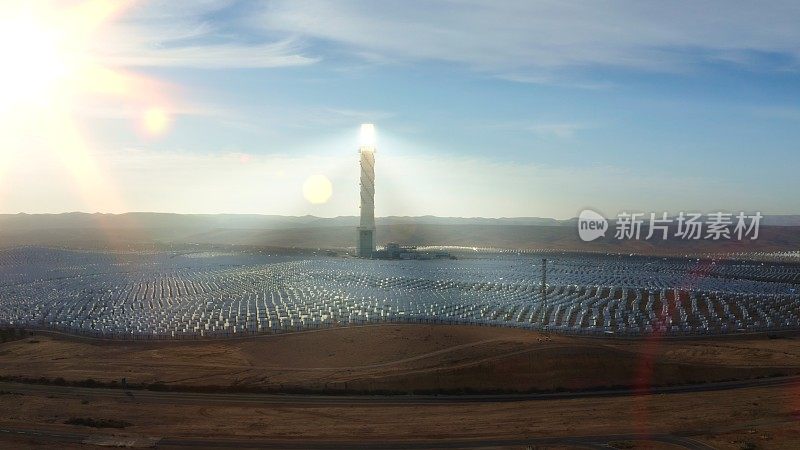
65, 417, 131, 429
0, 390, 22, 396
79, 378, 98, 387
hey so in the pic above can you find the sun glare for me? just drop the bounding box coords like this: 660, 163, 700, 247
0, 10, 71, 108
360, 123, 376, 147
0, 2, 134, 110
0, 1, 169, 216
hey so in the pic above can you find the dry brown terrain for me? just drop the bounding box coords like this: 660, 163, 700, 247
3, 325, 800, 448
1, 375, 800, 449
2, 325, 799, 393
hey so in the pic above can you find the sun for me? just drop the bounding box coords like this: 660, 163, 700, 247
0, 11, 69, 108
0, 1, 171, 214
0, 1, 114, 110
0, 1, 160, 115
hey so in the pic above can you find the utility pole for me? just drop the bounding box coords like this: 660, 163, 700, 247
541, 258, 547, 331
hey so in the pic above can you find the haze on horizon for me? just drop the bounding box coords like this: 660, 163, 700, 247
1, 0, 799, 220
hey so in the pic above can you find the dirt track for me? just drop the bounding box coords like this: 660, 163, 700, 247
2, 324, 800, 393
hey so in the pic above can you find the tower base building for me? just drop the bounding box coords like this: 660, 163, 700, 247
357, 228, 374, 258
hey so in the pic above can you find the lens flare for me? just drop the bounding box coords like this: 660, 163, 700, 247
302, 174, 333, 204
143, 107, 170, 136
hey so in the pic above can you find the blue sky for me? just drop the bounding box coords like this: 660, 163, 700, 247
2, 0, 799, 218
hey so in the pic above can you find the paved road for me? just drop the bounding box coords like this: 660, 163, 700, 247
0, 426, 716, 449
2, 376, 791, 448
159, 433, 717, 449
2, 374, 799, 406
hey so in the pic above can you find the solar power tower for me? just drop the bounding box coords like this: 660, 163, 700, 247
357, 124, 376, 258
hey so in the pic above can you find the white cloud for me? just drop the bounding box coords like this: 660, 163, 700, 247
254, 0, 800, 76
752, 106, 800, 121
101, 40, 318, 69
86, 0, 318, 69
62, 1, 800, 77
495, 74, 616, 90
527, 123, 586, 139
324, 108, 396, 121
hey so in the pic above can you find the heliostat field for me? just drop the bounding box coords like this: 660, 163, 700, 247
1, 247, 798, 339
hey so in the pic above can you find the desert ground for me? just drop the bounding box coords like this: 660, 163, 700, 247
2, 324, 799, 393
2, 324, 800, 448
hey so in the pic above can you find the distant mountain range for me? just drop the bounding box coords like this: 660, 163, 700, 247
1, 212, 799, 254
3, 212, 800, 229
0, 212, 566, 230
